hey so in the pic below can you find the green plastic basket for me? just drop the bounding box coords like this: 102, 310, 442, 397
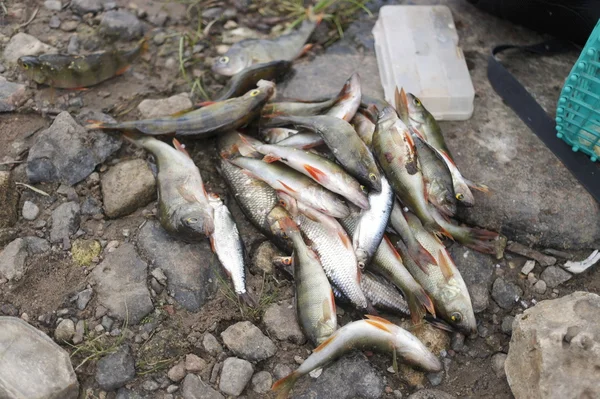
556, 19, 600, 162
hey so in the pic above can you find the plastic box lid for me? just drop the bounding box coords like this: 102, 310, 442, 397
372, 5, 475, 120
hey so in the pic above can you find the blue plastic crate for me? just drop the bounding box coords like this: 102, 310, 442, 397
556, 19, 600, 162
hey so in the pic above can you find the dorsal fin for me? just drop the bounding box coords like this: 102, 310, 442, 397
437, 248, 455, 280
365, 314, 394, 325
304, 164, 327, 182
365, 319, 393, 333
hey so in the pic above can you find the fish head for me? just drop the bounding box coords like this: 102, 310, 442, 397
174, 202, 215, 238
405, 93, 430, 125
18, 56, 47, 84
376, 106, 400, 132
242, 80, 276, 104
207, 192, 224, 206
211, 50, 249, 76
453, 180, 475, 207
437, 283, 477, 335
430, 183, 457, 217
389, 324, 442, 372
267, 205, 294, 239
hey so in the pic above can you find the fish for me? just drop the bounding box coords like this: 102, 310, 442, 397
243, 138, 369, 209
396, 88, 487, 206
276, 133, 324, 149
125, 134, 214, 238
278, 193, 373, 313
86, 81, 275, 138
279, 217, 337, 346
393, 212, 477, 334
213, 60, 292, 101
389, 200, 437, 268
228, 156, 350, 218
18, 38, 148, 89
208, 193, 255, 307
372, 106, 443, 232
325, 73, 361, 122
262, 97, 338, 117
212, 10, 321, 76
351, 107, 377, 147
349, 176, 394, 267
264, 114, 382, 191
260, 127, 299, 144
272, 316, 442, 398
413, 134, 457, 217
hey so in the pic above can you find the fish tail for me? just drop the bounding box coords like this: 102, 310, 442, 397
263, 115, 294, 128
365, 301, 379, 316
239, 292, 257, 308
272, 371, 301, 399
457, 226, 506, 258
236, 133, 262, 158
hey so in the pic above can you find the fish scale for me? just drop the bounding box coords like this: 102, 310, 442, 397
292, 213, 368, 311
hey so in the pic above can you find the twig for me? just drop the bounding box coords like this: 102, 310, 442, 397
18, 6, 39, 29
15, 182, 49, 196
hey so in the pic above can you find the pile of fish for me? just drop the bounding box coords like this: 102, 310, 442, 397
18, 9, 506, 398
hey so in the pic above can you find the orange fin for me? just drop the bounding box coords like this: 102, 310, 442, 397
304, 164, 326, 182
172, 138, 191, 158
278, 216, 299, 235
272, 371, 300, 399
209, 236, 216, 253
115, 65, 131, 76
169, 108, 194, 118
299, 43, 313, 58
338, 230, 352, 251
437, 248, 454, 280
176, 185, 198, 203
263, 154, 281, 163
67, 87, 90, 91
365, 314, 394, 325
313, 334, 335, 353
278, 180, 297, 193
84, 120, 105, 130
196, 100, 216, 107
365, 319, 393, 333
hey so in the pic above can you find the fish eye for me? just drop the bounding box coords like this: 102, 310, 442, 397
219, 56, 229, 64
413, 97, 421, 106
278, 199, 286, 207
250, 90, 260, 97
450, 312, 462, 323
21, 61, 29, 70
456, 193, 465, 201
283, 258, 292, 265
369, 173, 377, 181
187, 217, 199, 224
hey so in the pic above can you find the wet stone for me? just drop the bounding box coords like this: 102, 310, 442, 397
491, 277, 523, 310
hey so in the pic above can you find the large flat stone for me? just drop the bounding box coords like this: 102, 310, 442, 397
281, 0, 600, 249
0, 316, 79, 399
137, 221, 218, 312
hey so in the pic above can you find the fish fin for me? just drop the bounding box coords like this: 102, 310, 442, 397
329, 289, 337, 315
176, 185, 199, 203
338, 230, 353, 251
305, 6, 324, 24
411, 242, 437, 269
303, 164, 326, 182
298, 43, 313, 58
209, 236, 216, 253
406, 287, 436, 324
240, 168, 260, 180
196, 100, 216, 107
272, 370, 301, 399
403, 129, 416, 150
365, 314, 394, 325
321, 295, 333, 322
278, 216, 300, 235
67, 87, 90, 91
263, 154, 281, 164
172, 138, 191, 158
396, 87, 409, 122
439, 150, 456, 166
278, 180, 297, 193
365, 302, 379, 316
84, 120, 106, 130
365, 319, 393, 333
424, 315, 455, 332
138, 36, 149, 55
204, 218, 214, 236
460, 226, 505, 258
239, 292, 257, 308
169, 108, 194, 117
115, 65, 131, 76
464, 178, 490, 193
437, 249, 454, 281
313, 334, 335, 353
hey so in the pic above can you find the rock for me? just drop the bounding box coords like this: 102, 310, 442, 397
71, 0, 103, 14
96, 344, 136, 391
0, 304, 18, 316
73, 320, 84, 344
116, 388, 146, 399
251, 241, 281, 274
60, 20, 79, 32
137, 93, 192, 119
507, 243, 556, 266
185, 353, 207, 372
100, 11, 144, 40
167, 361, 186, 382
150, 268, 167, 285
137, 221, 218, 312
426, 371, 444, 386
540, 266, 572, 288
0, 238, 28, 281
521, 260, 536, 275
22, 201, 39, 221
167, 385, 178, 394
54, 318, 75, 342
23, 236, 50, 255
0, 172, 18, 227
219, 357, 254, 396
251, 371, 272, 394
50, 202, 80, 243
292, 352, 384, 399
505, 292, 600, 399
221, 321, 277, 362
71, 239, 101, 266
89, 243, 153, 324
0, 77, 27, 112
491, 353, 507, 378
27, 112, 121, 186
263, 300, 305, 344
3, 33, 57, 64
148, 11, 169, 27
44, 0, 62, 11
203, 333, 223, 355
501, 316, 514, 335
533, 280, 547, 294
101, 315, 114, 331
182, 374, 224, 399
449, 245, 495, 313
273, 364, 292, 380
81, 197, 102, 215
67, 34, 79, 54
49, 15, 61, 29
407, 390, 456, 399
400, 321, 450, 356
101, 159, 156, 218
142, 380, 159, 391
491, 278, 523, 310
0, 317, 79, 398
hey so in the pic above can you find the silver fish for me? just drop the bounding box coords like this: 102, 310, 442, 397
326, 73, 361, 122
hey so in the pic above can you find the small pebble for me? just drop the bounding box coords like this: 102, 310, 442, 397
426, 371, 444, 386
166, 385, 178, 394
49, 15, 61, 29
165, 57, 177, 69
294, 355, 304, 364
309, 368, 322, 378
501, 316, 514, 334
533, 280, 547, 294
216, 45, 230, 54
142, 380, 160, 391
60, 20, 79, 32
22, 201, 40, 221
224, 20, 238, 29
521, 260, 535, 275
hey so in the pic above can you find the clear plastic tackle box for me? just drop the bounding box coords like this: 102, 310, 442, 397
372, 5, 475, 120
